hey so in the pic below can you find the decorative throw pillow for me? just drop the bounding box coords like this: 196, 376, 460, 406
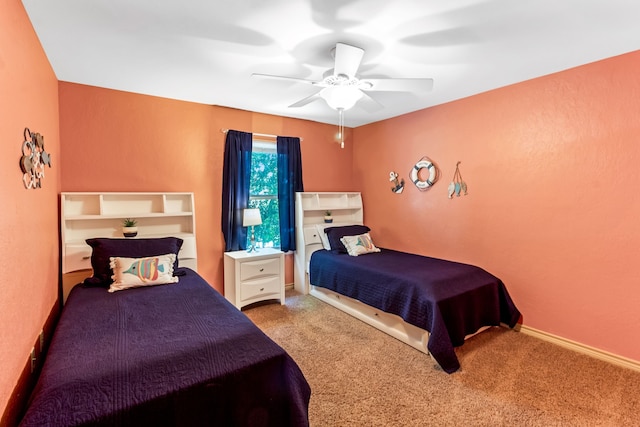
340, 233, 381, 257
109, 253, 178, 292
83, 237, 183, 287
325, 225, 371, 253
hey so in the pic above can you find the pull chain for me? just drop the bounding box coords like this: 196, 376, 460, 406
338, 108, 345, 148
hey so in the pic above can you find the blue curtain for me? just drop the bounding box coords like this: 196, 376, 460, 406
221, 130, 253, 252
277, 136, 304, 252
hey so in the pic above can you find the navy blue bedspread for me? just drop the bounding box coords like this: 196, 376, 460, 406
309, 249, 521, 374
20, 268, 311, 427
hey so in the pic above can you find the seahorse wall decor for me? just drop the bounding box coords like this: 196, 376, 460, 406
448, 161, 468, 199
20, 127, 52, 189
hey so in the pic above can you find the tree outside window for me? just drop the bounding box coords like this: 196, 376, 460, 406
248, 141, 280, 249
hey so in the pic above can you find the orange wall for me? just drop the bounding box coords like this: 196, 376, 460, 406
59, 83, 355, 290
0, 0, 60, 416
354, 50, 640, 362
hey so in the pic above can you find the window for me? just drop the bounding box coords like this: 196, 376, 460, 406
248, 141, 280, 249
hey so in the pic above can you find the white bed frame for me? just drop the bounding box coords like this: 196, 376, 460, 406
293, 192, 490, 362
310, 285, 432, 355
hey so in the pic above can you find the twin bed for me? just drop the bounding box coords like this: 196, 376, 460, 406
21, 237, 310, 427
309, 246, 520, 373
295, 192, 521, 374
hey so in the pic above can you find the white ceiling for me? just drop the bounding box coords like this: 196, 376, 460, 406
22, 0, 640, 128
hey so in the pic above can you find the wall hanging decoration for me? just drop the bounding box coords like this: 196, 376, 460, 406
389, 171, 405, 194
20, 127, 51, 189
448, 161, 468, 198
410, 157, 438, 191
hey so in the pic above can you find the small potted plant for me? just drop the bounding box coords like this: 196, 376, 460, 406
324, 210, 333, 223
122, 218, 138, 238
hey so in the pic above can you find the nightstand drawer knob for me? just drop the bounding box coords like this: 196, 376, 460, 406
260, 287, 264, 291
259, 268, 264, 272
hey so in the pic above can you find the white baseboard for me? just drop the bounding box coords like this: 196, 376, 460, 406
519, 325, 640, 373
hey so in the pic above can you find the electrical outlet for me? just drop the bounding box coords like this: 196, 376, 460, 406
30, 347, 36, 373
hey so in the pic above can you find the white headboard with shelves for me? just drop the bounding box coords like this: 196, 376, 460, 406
293, 192, 363, 294
60, 192, 197, 302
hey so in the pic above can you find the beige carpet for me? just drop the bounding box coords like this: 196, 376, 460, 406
244, 290, 640, 427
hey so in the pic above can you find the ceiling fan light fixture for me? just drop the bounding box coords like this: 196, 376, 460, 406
319, 86, 363, 111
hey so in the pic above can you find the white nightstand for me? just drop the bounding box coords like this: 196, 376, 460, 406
223, 248, 285, 310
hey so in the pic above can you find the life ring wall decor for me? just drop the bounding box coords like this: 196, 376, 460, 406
410, 157, 438, 191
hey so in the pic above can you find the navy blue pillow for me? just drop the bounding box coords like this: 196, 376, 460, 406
325, 225, 370, 253
83, 237, 183, 287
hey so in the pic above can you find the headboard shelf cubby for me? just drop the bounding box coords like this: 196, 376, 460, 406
294, 192, 363, 294
60, 192, 197, 302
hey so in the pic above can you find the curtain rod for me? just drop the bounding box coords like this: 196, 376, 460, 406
220, 128, 303, 141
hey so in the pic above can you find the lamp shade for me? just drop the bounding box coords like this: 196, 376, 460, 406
320, 86, 363, 111
243, 208, 262, 227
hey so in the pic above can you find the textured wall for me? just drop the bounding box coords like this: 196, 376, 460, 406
5, 2, 638, 416
0, 0, 60, 415
353, 50, 640, 362
58, 83, 355, 291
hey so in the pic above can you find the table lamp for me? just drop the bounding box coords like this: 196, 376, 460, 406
243, 208, 262, 253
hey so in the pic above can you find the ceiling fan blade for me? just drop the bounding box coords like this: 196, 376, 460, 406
251, 73, 319, 85
361, 78, 434, 92
333, 43, 364, 78
357, 92, 384, 113
288, 92, 323, 108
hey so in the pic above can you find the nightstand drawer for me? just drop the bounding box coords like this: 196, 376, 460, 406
240, 258, 280, 281
241, 276, 281, 301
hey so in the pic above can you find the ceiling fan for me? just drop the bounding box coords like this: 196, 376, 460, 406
252, 42, 434, 147
253, 42, 434, 112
